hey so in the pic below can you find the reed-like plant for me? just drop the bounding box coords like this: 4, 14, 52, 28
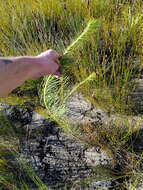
40, 20, 100, 124
1, 1, 143, 189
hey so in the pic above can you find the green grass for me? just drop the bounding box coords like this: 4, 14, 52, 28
1, 0, 143, 189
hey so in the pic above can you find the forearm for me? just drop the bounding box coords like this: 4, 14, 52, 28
0, 49, 60, 97
0, 56, 36, 97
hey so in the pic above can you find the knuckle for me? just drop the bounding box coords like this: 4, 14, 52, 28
54, 52, 59, 58
47, 49, 60, 61
51, 50, 60, 58
47, 49, 54, 55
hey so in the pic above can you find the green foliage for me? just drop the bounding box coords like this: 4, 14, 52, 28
40, 72, 98, 136
64, 20, 100, 55
0, 0, 143, 114
1, 0, 143, 189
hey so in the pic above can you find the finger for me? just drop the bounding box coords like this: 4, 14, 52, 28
54, 71, 61, 78
48, 49, 60, 60
54, 54, 61, 62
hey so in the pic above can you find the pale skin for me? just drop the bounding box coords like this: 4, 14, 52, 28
0, 49, 61, 97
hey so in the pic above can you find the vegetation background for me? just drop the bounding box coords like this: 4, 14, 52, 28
1, 0, 143, 189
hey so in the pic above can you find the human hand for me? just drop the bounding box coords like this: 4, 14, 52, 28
32, 49, 61, 78
0, 50, 61, 97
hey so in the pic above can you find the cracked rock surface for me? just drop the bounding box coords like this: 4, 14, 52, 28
4, 94, 115, 189
19, 113, 113, 189
66, 93, 108, 125
2, 91, 143, 189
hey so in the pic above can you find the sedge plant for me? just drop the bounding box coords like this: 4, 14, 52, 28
1, 1, 143, 189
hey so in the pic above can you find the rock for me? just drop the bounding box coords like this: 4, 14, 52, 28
84, 147, 113, 167
132, 128, 143, 152
66, 93, 108, 125
131, 78, 143, 114
21, 121, 114, 189
90, 180, 112, 190
1, 95, 116, 189
22, 120, 95, 188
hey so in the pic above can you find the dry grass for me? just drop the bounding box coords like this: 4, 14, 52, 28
1, 0, 143, 189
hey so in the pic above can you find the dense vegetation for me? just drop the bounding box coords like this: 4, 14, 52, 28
1, 0, 143, 189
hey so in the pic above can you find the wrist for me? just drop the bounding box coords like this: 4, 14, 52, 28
13, 56, 38, 79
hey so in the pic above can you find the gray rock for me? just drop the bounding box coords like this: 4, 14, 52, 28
84, 147, 113, 167
90, 180, 112, 190
66, 93, 108, 125
1, 95, 115, 189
